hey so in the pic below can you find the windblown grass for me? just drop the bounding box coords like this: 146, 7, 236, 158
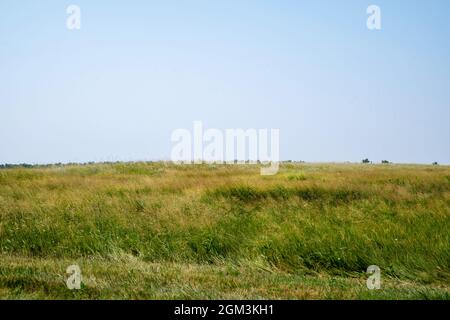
0, 162, 449, 299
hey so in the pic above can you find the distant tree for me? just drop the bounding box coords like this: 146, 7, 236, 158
432, 162, 439, 166
362, 158, 370, 164
381, 160, 390, 164
0, 163, 34, 169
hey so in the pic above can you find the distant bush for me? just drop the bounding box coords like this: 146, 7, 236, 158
362, 159, 370, 164
0, 163, 35, 169
432, 162, 439, 166
381, 160, 390, 164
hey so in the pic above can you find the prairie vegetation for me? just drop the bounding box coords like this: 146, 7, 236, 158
0, 162, 449, 299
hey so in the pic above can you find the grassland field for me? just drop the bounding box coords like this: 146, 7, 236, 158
0, 162, 449, 299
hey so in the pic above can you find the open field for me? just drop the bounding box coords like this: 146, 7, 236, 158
0, 162, 449, 299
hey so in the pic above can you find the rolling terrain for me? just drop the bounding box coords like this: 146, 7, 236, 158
0, 162, 449, 299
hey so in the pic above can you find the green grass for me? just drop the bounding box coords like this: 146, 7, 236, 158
0, 162, 449, 299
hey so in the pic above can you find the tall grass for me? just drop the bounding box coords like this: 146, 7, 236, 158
0, 162, 449, 298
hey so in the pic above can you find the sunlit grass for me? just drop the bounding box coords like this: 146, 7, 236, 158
0, 162, 449, 299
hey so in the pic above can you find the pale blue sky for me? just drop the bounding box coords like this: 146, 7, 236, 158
1, 0, 449, 164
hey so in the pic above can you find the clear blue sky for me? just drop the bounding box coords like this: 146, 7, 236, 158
1, 0, 449, 164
